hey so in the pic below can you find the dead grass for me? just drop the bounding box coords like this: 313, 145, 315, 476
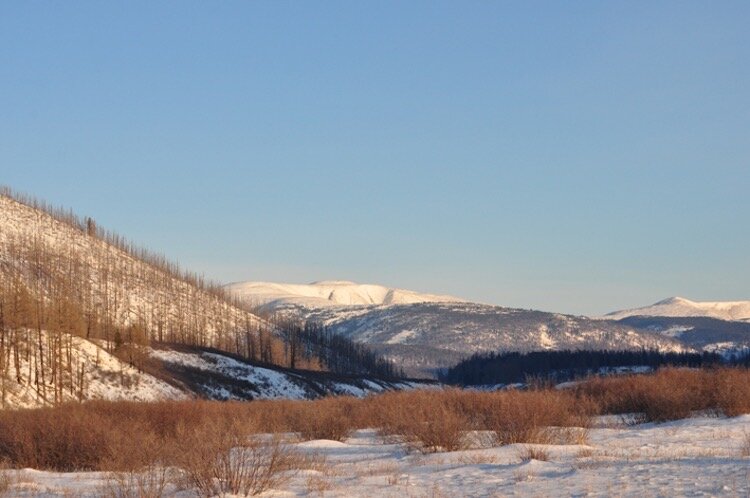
517, 445, 550, 462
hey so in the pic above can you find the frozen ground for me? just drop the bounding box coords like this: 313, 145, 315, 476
3, 415, 749, 497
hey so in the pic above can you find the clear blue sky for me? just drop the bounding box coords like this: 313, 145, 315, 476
2, 1, 748, 315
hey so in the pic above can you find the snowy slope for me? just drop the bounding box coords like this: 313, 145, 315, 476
606, 296, 750, 322
149, 345, 425, 401
225, 280, 464, 310
0, 333, 425, 409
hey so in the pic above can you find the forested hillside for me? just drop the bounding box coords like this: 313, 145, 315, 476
0, 188, 398, 406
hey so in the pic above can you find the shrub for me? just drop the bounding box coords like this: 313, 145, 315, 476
575, 368, 715, 422
481, 390, 592, 444
175, 419, 306, 497
294, 398, 355, 442
377, 390, 469, 452
0, 404, 113, 470
713, 369, 750, 417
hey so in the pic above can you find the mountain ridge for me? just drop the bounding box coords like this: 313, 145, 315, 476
226, 281, 691, 377
225, 280, 465, 310
606, 296, 750, 322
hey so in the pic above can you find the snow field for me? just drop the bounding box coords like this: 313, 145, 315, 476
2, 415, 749, 497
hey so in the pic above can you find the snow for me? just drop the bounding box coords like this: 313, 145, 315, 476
385, 329, 418, 344
4, 415, 749, 496
606, 296, 750, 322
150, 349, 310, 400
224, 280, 464, 309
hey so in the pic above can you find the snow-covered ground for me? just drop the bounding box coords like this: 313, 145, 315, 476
3, 415, 749, 497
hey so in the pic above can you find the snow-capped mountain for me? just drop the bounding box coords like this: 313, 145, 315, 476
605, 297, 750, 357
606, 297, 750, 322
307, 303, 689, 377
225, 280, 464, 310
226, 281, 690, 377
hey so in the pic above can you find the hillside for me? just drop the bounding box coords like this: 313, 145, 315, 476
0, 190, 268, 353
606, 296, 750, 322
225, 280, 464, 310
0, 334, 418, 409
616, 315, 750, 357
226, 281, 691, 377
605, 297, 750, 356
0, 189, 402, 405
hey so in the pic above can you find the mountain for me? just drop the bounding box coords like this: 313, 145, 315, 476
225, 280, 464, 310
606, 297, 750, 322
615, 315, 750, 357
227, 281, 690, 377
605, 297, 750, 357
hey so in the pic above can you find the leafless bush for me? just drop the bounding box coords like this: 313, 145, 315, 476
295, 398, 355, 442
575, 368, 715, 422
377, 390, 470, 452
0, 476, 7, 496
575, 367, 750, 422
713, 369, 750, 417
0, 404, 114, 470
101, 423, 175, 498
175, 419, 308, 496
104, 468, 172, 498
481, 390, 592, 445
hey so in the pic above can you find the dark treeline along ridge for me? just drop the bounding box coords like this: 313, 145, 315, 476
440, 349, 724, 386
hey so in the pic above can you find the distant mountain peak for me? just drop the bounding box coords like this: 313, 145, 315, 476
655, 296, 692, 305
607, 296, 750, 322
225, 280, 465, 309
309, 280, 358, 286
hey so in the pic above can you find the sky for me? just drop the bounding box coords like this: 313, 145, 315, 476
1, 1, 748, 316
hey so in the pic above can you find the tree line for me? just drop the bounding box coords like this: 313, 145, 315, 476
440, 349, 724, 386
272, 319, 404, 378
